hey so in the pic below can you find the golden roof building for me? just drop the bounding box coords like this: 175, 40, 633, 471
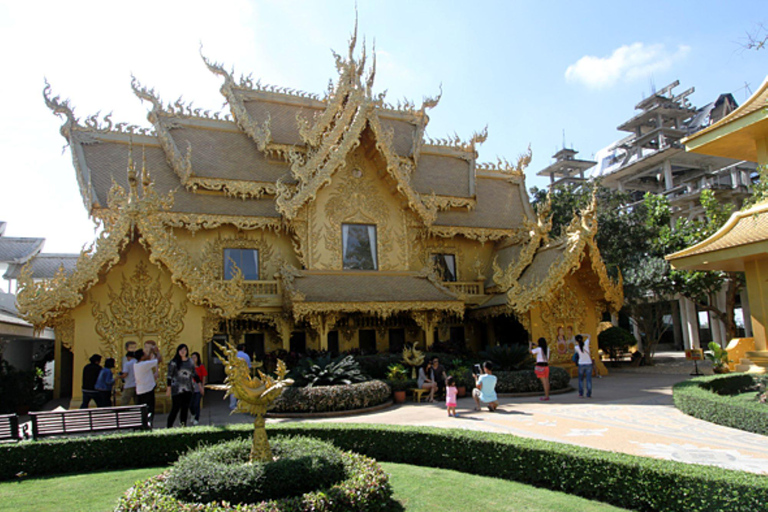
668, 75, 768, 371
18, 34, 621, 402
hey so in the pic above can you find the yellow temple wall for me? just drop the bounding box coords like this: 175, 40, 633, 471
419, 236, 495, 281
744, 257, 768, 351
528, 273, 608, 377
66, 243, 208, 407
171, 225, 300, 280
306, 151, 410, 271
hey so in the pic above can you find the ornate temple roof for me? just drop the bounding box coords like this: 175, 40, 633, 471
0, 235, 44, 264
4, 253, 79, 280
666, 199, 768, 272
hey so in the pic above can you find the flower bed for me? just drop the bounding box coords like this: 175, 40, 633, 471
116, 449, 391, 512
3, 423, 767, 511
270, 380, 391, 413
673, 373, 768, 435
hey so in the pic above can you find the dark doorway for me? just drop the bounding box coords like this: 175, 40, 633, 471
245, 332, 265, 362
328, 330, 339, 356
207, 334, 228, 383
449, 326, 466, 349
358, 329, 377, 354
60, 345, 74, 398
491, 315, 529, 345
290, 331, 306, 355
388, 328, 405, 353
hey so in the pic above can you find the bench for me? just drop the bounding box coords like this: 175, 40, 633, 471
0, 414, 21, 442
28, 405, 150, 440
410, 388, 430, 403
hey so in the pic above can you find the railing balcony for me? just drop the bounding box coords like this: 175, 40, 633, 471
242, 280, 281, 308
444, 281, 484, 297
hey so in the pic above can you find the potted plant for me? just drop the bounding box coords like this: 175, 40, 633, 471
705, 341, 731, 374
386, 363, 409, 403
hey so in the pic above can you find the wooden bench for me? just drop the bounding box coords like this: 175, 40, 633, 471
0, 414, 21, 442
28, 405, 150, 440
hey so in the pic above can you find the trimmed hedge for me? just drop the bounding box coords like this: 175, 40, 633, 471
495, 368, 570, 393
116, 450, 391, 512
3, 423, 767, 511
673, 373, 768, 435
164, 437, 345, 504
270, 380, 390, 413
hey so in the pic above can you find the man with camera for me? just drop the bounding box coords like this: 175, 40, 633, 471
472, 361, 498, 412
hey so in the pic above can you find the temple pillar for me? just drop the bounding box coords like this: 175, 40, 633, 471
671, 299, 683, 350
742, 291, 753, 337
681, 298, 701, 350
744, 258, 768, 351
412, 311, 440, 350
307, 313, 339, 351
274, 316, 294, 352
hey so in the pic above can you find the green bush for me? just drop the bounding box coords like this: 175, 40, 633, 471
290, 354, 369, 387
674, 374, 768, 435
164, 436, 345, 504
271, 380, 390, 413
598, 327, 636, 360
479, 344, 531, 370
3, 423, 767, 511
354, 354, 402, 379
494, 368, 570, 393
117, 449, 391, 512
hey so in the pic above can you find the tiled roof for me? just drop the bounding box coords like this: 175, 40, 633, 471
244, 100, 320, 146
484, 244, 523, 288
435, 177, 526, 230
293, 272, 458, 303
4, 253, 79, 280
0, 237, 44, 264
379, 117, 417, 157
0, 290, 17, 315
518, 244, 564, 288
82, 142, 280, 218
667, 201, 768, 259
412, 153, 471, 197
168, 126, 291, 182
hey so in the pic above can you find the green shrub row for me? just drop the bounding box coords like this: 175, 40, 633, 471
164, 437, 346, 504
2, 423, 767, 511
116, 450, 391, 512
270, 380, 391, 413
673, 374, 768, 435
495, 367, 570, 393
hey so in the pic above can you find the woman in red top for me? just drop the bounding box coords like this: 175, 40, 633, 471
190, 352, 208, 426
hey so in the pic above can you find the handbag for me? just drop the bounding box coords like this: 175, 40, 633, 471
572, 352, 579, 364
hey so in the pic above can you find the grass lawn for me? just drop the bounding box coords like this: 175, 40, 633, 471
0, 463, 629, 512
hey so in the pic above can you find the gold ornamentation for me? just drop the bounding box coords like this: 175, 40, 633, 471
187, 177, 278, 200
539, 285, 586, 364
53, 315, 75, 351
292, 301, 463, 323
201, 53, 272, 151
402, 342, 425, 379
92, 261, 187, 369
209, 341, 293, 462
431, 196, 477, 211
428, 226, 515, 244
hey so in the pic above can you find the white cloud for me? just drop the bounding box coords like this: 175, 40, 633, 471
565, 43, 691, 89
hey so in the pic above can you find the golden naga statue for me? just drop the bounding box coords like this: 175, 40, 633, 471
402, 342, 425, 379
208, 341, 293, 462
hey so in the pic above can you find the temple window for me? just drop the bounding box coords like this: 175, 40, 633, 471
431, 253, 457, 282
342, 223, 378, 270
224, 248, 259, 280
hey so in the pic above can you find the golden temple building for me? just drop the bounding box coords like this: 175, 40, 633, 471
668, 74, 768, 372
18, 34, 622, 403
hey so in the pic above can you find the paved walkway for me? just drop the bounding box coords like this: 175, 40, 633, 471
46, 354, 768, 475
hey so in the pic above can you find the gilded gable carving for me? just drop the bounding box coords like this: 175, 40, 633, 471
91, 261, 187, 362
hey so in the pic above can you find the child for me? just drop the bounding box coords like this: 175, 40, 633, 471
445, 376, 458, 417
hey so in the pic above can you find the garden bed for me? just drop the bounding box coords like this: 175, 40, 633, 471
270, 380, 391, 413
673, 373, 768, 435
2, 423, 766, 511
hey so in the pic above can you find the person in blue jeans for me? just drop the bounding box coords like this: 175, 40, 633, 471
574, 334, 593, 398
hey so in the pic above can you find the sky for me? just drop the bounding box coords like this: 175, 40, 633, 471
0, 0, 765, 254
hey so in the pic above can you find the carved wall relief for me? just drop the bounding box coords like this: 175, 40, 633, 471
308, 151, 408, 270
538, 284, 586, 364
91, 261, 187, 382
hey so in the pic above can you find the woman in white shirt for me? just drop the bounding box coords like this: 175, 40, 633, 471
133, 344, 161, 425
530, 337, 550, 401
574, 334, 592, 398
